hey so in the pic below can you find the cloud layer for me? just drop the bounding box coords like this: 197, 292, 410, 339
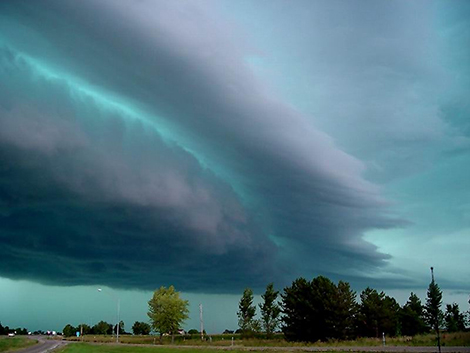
0, 0, 404, 292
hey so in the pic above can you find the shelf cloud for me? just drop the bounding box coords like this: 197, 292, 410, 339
0, 0, 408, 292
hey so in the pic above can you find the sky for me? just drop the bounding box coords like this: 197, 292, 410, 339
0, 0, 469, 333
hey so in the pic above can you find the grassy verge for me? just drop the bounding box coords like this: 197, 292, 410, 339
0, 336, 37, 352
55, 343, 346, 353
65, 331, 470, 347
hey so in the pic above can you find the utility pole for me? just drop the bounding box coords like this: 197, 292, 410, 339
98, 288, 120, 344
199, 304, 204, 340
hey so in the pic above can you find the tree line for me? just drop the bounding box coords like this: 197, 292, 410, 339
60, 273, 468, 343
0, 322, 28, 335
237, 274, 469, 342
62, 320, 152, 337
63, 286, 185, 339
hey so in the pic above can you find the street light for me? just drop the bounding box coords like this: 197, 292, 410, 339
97, 288, 120, 343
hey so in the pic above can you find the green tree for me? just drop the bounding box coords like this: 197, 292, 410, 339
147, 285, 189, 342
400, 292, 428, 336
78, 323, 91, 335
237, 288, 258, 335
468, 297, 470, 328
425, 275, 443, 332
187, 328, 199, 335
259, 283, 281, 337
358, 287, 400, 337
445, 303, 466, 332
132, 321, 151, 335
14, 327, 28, 335
309, 276, 339, 340
93, 320, 112, 335
281, 276, 358, 342
114, 320, 125, 335
62, 324, 77, 337
425, 269, 443, 352
333, 280, 358, 339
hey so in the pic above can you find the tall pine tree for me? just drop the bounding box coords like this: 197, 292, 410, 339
425, 267, 443, 353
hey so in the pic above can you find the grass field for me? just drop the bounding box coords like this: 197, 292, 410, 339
64, 331, 470, 347
55, 344, 303, 353
55, 332, 470, 353
0, 336, 37, 352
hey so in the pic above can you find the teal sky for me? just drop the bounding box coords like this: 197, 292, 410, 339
0, 0, 469, 332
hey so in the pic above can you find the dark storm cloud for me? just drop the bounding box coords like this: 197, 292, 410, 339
0, 0, 403, 292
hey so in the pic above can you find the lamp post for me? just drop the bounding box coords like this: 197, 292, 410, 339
98, 288, 120, 343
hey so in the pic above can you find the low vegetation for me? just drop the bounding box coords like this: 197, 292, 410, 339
0, 336, 37, 352
62, 272, 469, 349
56, 345, 217, 353
64, 331, 470, 347
55, 343, 345, 353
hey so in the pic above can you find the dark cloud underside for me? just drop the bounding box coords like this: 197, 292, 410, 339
0, 0, 402, 292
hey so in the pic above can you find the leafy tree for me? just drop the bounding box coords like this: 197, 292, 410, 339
259, 283, 281, 337
468, 297, 470, 328
14, 327, 28, 335
187, 328, 205, 335
147, 285, 189, 342
400, 292, 428, 336
237, 288, 258, 334
93, 320, 112, 335
445, 303, 466, 332
132, 321, 151, 335
114, 320, 125, 335
251, 319, 261, 333
62, 324, 77, 337
0, 322, 4, 335
358, 287, 400, 337
78, 324, 91, 335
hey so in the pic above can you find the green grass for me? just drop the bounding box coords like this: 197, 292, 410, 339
0, 336, 37, 352
235, 332, 470, 347
55, 332, 470, 353
65, 331, 470, 347
55, 343, 344, 353
66, 335, 244, 346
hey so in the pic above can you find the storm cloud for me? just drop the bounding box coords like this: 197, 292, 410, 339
0, 0, 406, 292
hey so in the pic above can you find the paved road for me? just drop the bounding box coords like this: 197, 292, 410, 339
14, 336, 69, 353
